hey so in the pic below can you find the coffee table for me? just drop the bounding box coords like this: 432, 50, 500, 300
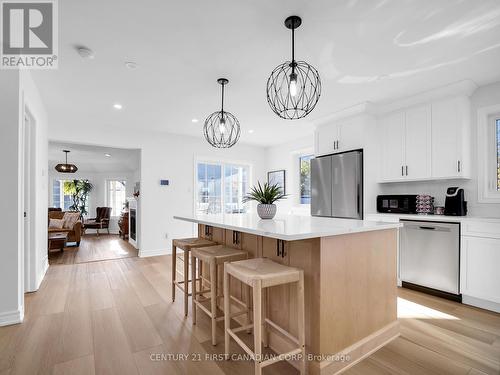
48, 232, 68, 254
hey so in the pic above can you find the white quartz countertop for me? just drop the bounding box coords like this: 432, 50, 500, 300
366, 213, 500, 223
174, 213, 402, 241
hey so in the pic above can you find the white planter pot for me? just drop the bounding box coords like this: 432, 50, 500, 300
257, 204, 277, 219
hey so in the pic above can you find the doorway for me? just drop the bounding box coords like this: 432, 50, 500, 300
22, 110, 37, 293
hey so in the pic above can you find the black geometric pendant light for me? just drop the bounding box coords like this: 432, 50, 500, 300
55, 150, 78, 173
203, 78, 241, 148
266, 16, 321, 120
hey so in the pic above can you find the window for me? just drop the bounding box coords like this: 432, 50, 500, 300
299, 155, 313, 204
477, 106, 500, 203
196, 161, 250, 214
52, 180, 74, 210
107, 180, 127, 217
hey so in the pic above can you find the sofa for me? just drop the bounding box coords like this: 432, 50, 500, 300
48, 210, 82, 246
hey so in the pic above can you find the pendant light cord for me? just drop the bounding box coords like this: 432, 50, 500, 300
291, 20, 296, 74
221, 82, 225, 115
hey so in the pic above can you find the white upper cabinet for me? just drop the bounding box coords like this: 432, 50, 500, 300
315, 123, 339, 156
432, 97, 471, 179
315, 116, 365, 156
378, 95, 471, 182
380, 111, 405, 181
405, 104, 432, 180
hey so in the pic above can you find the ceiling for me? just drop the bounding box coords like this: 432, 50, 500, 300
33, 0, 500, 146
49, 142, 140, 173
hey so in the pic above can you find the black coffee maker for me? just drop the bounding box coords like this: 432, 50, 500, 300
444, 187, 467, 216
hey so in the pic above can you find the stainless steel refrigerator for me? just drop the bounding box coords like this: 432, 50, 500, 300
311, 150, 363, 219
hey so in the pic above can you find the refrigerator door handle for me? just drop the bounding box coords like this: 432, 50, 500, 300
357, 183, 361, 216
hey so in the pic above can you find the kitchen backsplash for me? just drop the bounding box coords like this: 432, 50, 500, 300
378, 179, 500, 218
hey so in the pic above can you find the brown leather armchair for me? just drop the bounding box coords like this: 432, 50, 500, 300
84, 207, 112, 236
48, 210, 82, 246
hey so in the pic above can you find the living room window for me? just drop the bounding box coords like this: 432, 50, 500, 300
299, 154, 313, 204
106, 180, 127, 217
196, 161, 250, 214
52, 180, 75, 210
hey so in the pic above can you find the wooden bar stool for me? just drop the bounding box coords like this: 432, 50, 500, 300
224, 258, 305, 375
191, 245, 248, 346
171, 238, 217, 316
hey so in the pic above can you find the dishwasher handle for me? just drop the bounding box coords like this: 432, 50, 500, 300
419, 226, 436, 230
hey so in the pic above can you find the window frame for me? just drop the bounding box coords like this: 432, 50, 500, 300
477, 105, 500, 203
298, 154, 314, 206
105, 179, 127, 218
194, 157, 253, 215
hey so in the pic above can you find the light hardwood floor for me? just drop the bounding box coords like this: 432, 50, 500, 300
49, 234, 138, 265
1, 255, 499, 375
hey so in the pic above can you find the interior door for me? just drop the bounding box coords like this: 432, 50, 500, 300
405, 104, 431, 179
311, 156, 332, 217
380, 111, 405, 181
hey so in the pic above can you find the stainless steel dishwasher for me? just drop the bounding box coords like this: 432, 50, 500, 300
400, 220, 461, 301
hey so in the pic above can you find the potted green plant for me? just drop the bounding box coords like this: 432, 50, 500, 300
243, 181, 287, 219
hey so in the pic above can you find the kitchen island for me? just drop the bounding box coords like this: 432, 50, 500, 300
174, 214, 402, 375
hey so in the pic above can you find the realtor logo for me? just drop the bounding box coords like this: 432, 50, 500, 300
1, 0, 58, 69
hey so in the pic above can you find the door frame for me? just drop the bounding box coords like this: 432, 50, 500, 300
22, 107, 38, 293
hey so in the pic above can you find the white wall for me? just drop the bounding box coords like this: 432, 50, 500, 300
0, 70, 23, 325
47, 127, 267, 256
0, 70, 48, 325
48, 170, 137, 233
264, 136, 314, 215
22, 71, 49, 291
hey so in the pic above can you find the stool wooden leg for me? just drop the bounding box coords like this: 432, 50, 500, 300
245, 284, 252, 333
262, 287, 268, 348
297, 271, 306, 375
210, 259, 217, 346
224, 267, 230, 358
191, 254, 197, 325
183, 248, 189, 316
253, 280, 262, 375
171, 245, 176, 302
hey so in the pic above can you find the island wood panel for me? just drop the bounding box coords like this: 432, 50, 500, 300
262, 237, 291, 338
260, 237, 322, 370
224, 230, 243, 302
317, 228, 398, 373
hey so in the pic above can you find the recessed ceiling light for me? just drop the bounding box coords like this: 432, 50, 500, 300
104, 153, 111, 157
248, 129, 254, 134
76, 46, 95, 59
191, 118, 199, 123
125, 61, 138, 70
113, 103, 123, 110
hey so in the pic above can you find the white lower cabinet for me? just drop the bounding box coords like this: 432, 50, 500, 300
461, 235, 500, 311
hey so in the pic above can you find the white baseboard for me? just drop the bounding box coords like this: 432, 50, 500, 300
462, 295, 500, 313
37, 257, 49, 289
139, 248, 171, 257
0, 306, 24, 326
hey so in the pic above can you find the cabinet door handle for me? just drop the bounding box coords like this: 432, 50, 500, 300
401, 166, 404, 176
457, 160, 461, 173
276, 240, 280, 257
405, 165, 408, 176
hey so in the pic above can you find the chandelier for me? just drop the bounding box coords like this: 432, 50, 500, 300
203, 78, 241, 148
55, 150, 78, 173
266, 16, 321, 120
